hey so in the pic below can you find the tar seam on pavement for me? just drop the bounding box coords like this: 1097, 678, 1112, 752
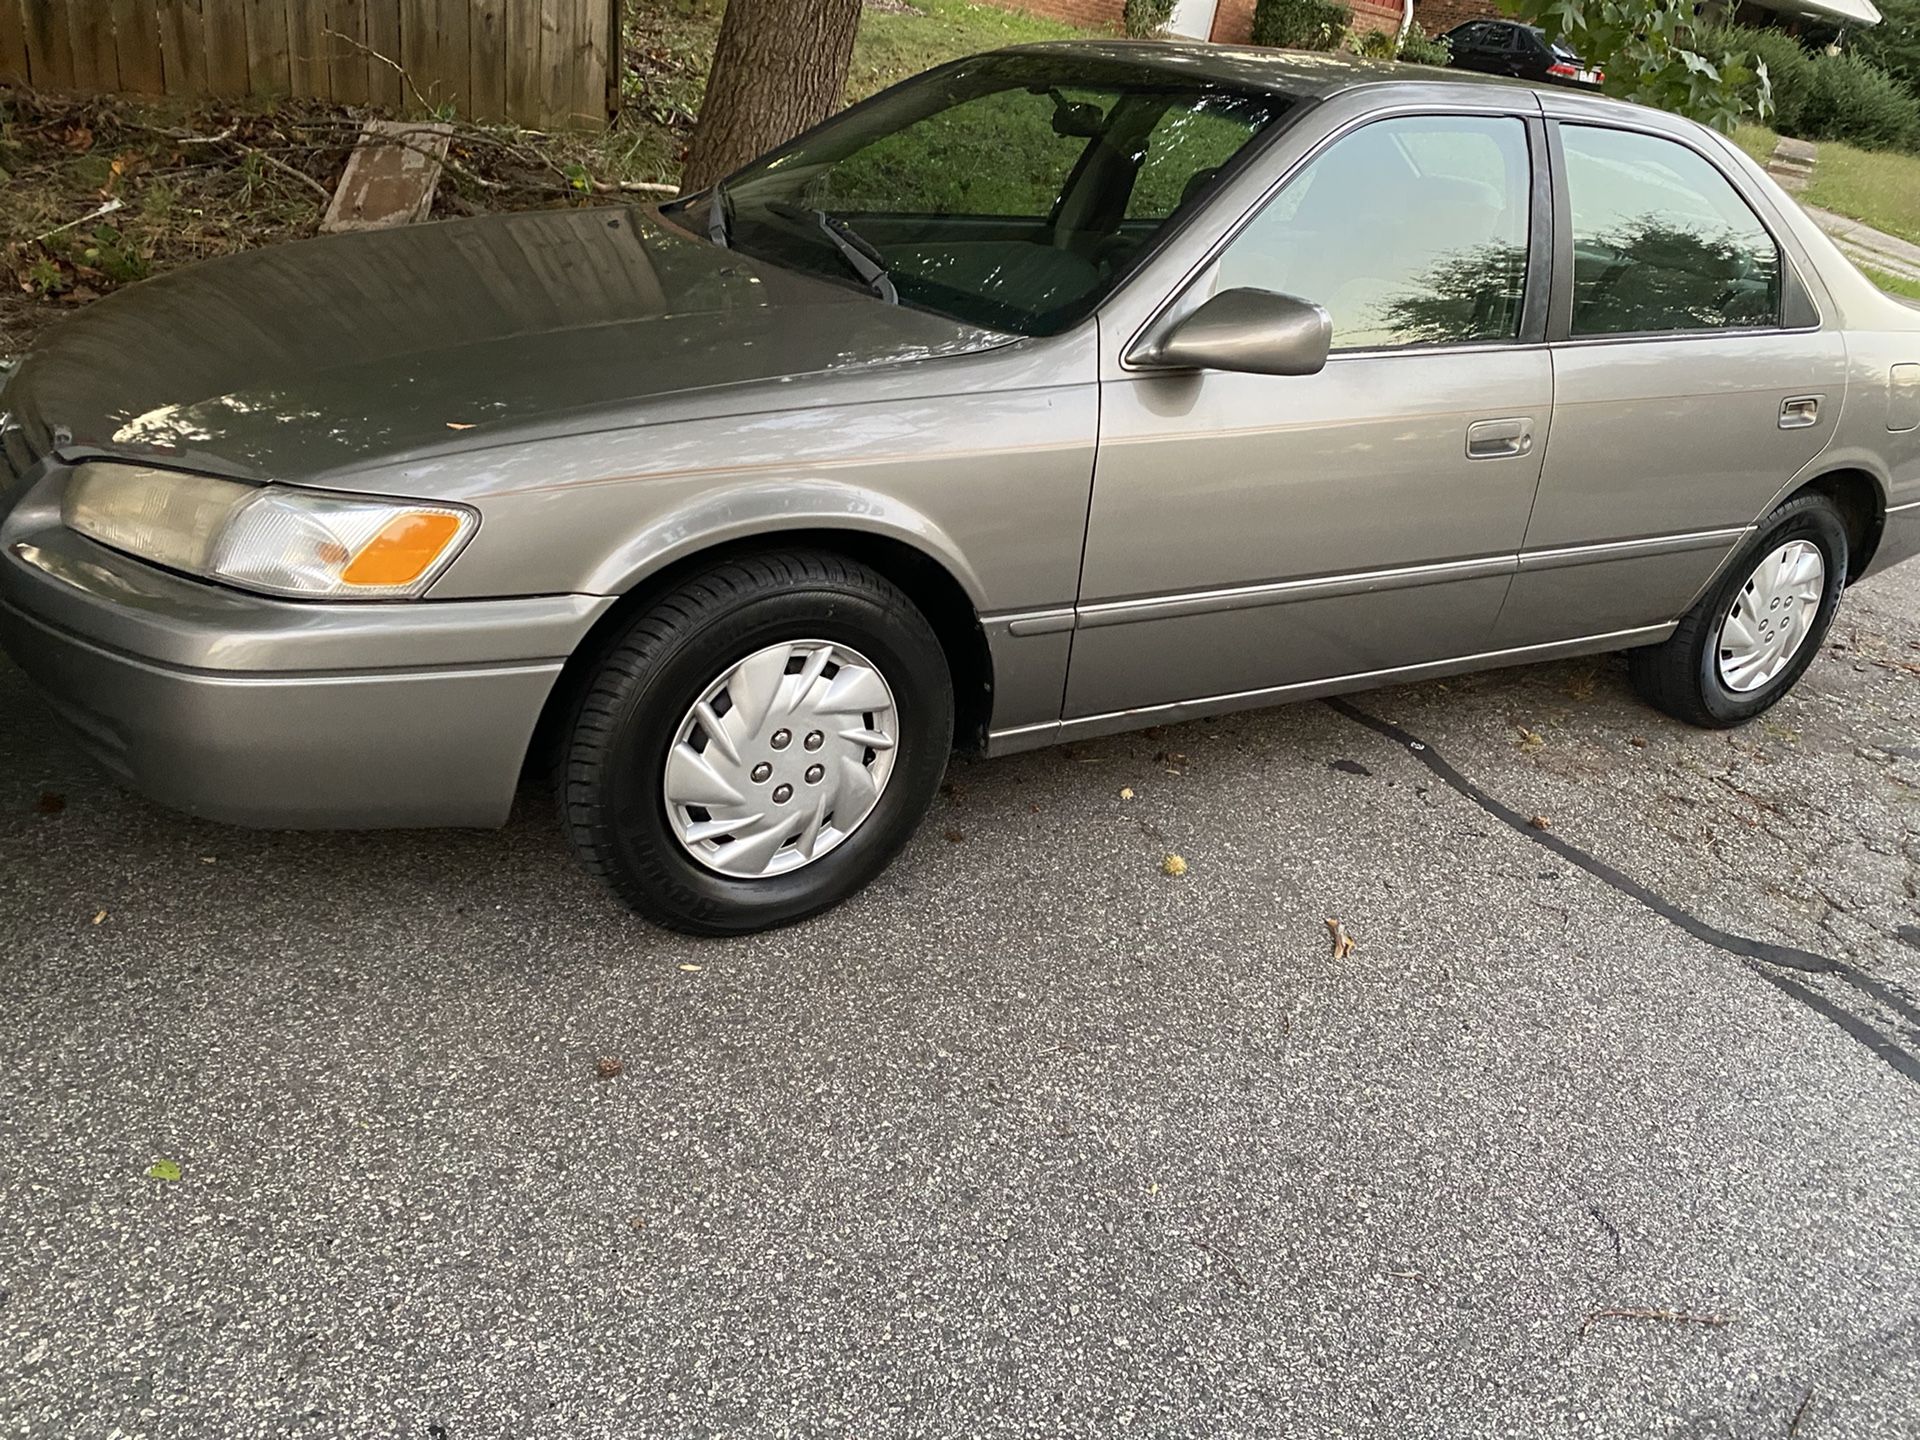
1326, 697, 1920, 1087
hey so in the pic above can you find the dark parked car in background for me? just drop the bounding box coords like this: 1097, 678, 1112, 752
1441, 19, 1604, 89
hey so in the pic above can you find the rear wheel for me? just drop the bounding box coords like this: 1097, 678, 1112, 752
558, 552, 953, 934
1629, 492, 1848, 727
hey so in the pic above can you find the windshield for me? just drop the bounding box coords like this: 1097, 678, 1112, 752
672, 53, 1294, 336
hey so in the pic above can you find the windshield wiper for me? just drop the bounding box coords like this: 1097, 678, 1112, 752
768, 202, 898, 304
706, 181, 732, 248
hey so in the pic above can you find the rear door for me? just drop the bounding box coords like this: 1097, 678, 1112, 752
1494, 114, 1846, 647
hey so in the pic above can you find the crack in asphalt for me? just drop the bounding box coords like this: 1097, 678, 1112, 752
1326, 698, 1920, 1088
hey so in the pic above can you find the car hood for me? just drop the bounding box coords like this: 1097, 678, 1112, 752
3, 206, 1002, 483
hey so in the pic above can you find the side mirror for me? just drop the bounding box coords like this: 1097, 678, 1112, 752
1131, 288, 1333, 377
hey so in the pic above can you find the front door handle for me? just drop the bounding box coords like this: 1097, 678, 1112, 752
1466, 416, 1533, 459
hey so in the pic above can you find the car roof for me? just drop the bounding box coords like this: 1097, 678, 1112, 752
998, 38, 1597, 103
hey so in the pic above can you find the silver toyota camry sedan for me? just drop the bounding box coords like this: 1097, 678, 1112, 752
3, 43, 1917, 932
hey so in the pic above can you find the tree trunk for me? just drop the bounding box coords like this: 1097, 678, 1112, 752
680, 0, 865, 194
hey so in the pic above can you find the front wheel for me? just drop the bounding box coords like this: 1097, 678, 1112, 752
1629, 491, 1848, 728
558, 552, 953, 934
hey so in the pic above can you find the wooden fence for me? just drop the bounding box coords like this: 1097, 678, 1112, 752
0, 1, 619, 127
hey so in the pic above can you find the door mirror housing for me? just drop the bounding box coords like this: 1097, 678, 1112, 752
1130, 288, 1333, 377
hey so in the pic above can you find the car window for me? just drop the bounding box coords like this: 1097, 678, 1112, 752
1126, 104, 1269, 221
700, 54, 1294, 337
1210, 114, 1532, 350
814, 87, 1106, 218
1563, 124, 1781, 336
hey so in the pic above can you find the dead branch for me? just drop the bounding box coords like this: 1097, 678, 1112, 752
1192, 1238, 1249, 1289
240, 144, 334, 201
1580, 1306, 1732, 1335
322, 27, 436, 114
124, 117, 331, 202
31, 197, 124, 244
1787, 1387, 1814, 1437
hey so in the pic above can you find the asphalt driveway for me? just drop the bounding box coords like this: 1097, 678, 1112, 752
2, 564, 1917, 1440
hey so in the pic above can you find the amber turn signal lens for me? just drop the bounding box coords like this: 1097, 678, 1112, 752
340, 511, 464, 588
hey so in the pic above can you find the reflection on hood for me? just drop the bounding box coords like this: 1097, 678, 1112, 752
5, 207, 1000, 482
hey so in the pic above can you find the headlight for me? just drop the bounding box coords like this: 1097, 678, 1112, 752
61, 462, 476, 599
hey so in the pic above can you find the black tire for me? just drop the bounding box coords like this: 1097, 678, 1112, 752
558, 551, 953, 934
1629, 492, 1848, 728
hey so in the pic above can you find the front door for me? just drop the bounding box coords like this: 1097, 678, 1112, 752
1067, 110, 1553, 720
1166, 0, 1219, 39
1494, 120, 1849, 648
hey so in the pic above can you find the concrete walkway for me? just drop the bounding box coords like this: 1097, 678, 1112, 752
1766, 134, 1920, 282
1802, 202, 1920, 282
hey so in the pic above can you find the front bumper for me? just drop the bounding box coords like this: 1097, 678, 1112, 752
0, 463, 613, 829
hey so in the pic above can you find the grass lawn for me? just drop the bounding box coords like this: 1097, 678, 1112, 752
623, 0, 1088, 177
1802, 141, 1920, 248
852, 0, 1088, 98
1732, 123, 1779, 165
1722, 123, 1920, 304
1861, 266, 1920, 302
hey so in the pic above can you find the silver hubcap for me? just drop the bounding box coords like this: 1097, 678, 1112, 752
663, 640, 898, 879
1717, 540, 1825, 694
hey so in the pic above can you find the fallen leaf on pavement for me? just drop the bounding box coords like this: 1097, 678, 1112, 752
1515, 726, 1545, 751
146, 1158, 181, 1182
1161, 854, 1188, 877
1529, 815, 1551, 831
444, 421, 476, 430
595, 1056, 624, 1079
678, 963, 703, 973
1119, 786, 1135, 800
34, 792, 65, 816
1326, 918, 1357, 958
943, 828, 965, 844
91, 910, 107, 925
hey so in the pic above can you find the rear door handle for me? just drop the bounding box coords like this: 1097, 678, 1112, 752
1780, 395, 1821, 429
1466, 416, 1534, 459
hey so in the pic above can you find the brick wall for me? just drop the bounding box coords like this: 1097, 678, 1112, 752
1211, 0, 1256, 40
1345, 0, 1405, 34
1200, 0, 1404, 41
984, 0, 1125, 29
1411, 0, 1504, 34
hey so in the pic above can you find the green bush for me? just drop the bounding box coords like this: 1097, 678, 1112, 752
1396, 29, 1453, 66
1123, 0, 1176, 37
1853, 0, 1920, 98
1252, 0, 1353, 51
1502, 0, 1765, 130
1347, 25, 1397, 59
1799, 50, 1920, 149
1343, 25, 1450, 64
1699, 23, 1814, 132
